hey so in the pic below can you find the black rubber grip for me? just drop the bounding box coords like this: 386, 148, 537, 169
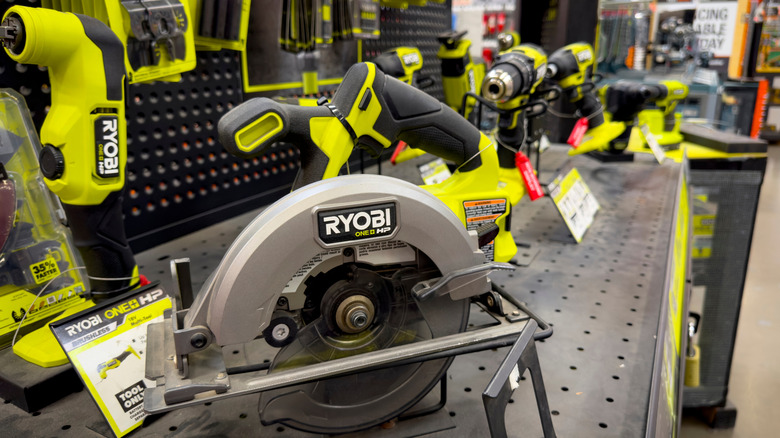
495, 110, 525, 168
577, 93, 605, 128
370, 68, 483, 171
62, 191, 137, 301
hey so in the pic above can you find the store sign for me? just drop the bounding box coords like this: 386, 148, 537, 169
655, 2, 738, 58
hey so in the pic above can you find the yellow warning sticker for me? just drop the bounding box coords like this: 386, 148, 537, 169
29, 256, 60, 284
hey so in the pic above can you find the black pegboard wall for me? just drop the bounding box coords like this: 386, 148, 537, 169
123, 50, 302, 251
364, 2, 452, 102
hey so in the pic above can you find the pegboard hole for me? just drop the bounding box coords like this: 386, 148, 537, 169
584, 331, 590, 335
32, 412, 41, 417
577, 347, 584, 351
622, 338, 629, 342
479, 366, 485, 371
618, 356, 625, 360
599, 423, 608, 429
277, 427, 285, 432
169, 426, 177, 431
239, 413, 247, 419
449, 412, 456, 417
606, 398, 614, 403
61, 425, 71, 430
612, 375, 620, 380
551, 410, 560, 416
570, 366, 577, 370
464, 387, 472, 392
561, 387, 569, 392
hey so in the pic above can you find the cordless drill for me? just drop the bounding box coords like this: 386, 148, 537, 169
592, 80, 688, 154
1, 7, 138, 365
481, 44, 548, 202
437, 31, 486, 120
372, 47, 427, 88
545, 42, 626, 154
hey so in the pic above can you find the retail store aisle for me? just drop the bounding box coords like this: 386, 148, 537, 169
681, 147, 780, 437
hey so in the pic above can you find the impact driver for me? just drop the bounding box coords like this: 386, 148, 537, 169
1, 6, 138, 366
545, 42, 626, 154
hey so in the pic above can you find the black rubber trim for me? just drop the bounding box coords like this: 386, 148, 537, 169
75, 14, 125, 102
358, 88, 372, 111
321, 102, 357, 146
441, 54, 469, 77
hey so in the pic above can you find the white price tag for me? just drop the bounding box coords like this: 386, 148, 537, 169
640, 124, 666, 164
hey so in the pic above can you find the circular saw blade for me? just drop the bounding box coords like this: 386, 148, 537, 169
259, 260, 468, 434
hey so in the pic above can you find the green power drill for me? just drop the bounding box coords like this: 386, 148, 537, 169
1, 6, 139, 366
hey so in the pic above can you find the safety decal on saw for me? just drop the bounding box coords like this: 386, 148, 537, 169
317, 202, 396, 245
95, 115, 121, 178
463, 199, 507, 261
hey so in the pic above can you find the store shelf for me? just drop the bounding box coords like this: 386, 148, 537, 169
0, 146, 683, 437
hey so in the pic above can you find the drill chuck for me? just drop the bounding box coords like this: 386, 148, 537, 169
0, 14, 24, 55
482, 69, 519, 102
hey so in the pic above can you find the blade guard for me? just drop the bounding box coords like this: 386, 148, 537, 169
183, 175, 490, 348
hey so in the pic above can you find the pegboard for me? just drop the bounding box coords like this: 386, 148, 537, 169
0, 2, 455, 252
123, 50, 301, 251
363, 2, 452, 102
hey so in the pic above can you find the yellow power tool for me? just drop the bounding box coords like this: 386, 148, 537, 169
437, 30, 486, 120
544, 42, 626, 154
573, 80, 689, 155
1, 6, 139, 366
219, 62, 519, 263
372, 46, 428, 87
636, 80, 689, 147
97, 345, 140, 380
481, 43, 548, 203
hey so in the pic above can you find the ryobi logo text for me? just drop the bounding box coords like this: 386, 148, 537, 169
402, 52, 421, 66
95, 116, 120, 178
318, 202, 397, 244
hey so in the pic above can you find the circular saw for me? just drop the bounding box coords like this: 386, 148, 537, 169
145, 175, 509, 434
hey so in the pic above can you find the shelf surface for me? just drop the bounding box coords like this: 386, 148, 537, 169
0, 146, 682, 437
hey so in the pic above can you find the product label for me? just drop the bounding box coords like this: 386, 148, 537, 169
418, 158, 452, 185
639, 123, 666, 164
95, 115, 121, 178
0, 282, 86, 343
549, 168, 600, 243
50, 284, 171, 438
29, 256, 60, 284
463, 199, 507, 261
317, 202, 397, 245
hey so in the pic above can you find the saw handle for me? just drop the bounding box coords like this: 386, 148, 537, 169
219, 63, 485, 189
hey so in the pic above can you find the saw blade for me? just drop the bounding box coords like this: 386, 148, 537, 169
259, 257, 469, 434
0, 173, 15, 254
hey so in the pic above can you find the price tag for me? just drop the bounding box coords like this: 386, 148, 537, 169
639, 123, 666, 164
567, 118, 589, 148
418, 157, 452, 185
515, 152, 544, 201
548, 168, 600, 243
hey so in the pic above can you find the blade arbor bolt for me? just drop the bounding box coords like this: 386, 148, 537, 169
272, 323, 290, 341
335, 295, 375, 334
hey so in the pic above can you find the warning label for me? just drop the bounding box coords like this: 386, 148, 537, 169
463, 199, 507, 261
